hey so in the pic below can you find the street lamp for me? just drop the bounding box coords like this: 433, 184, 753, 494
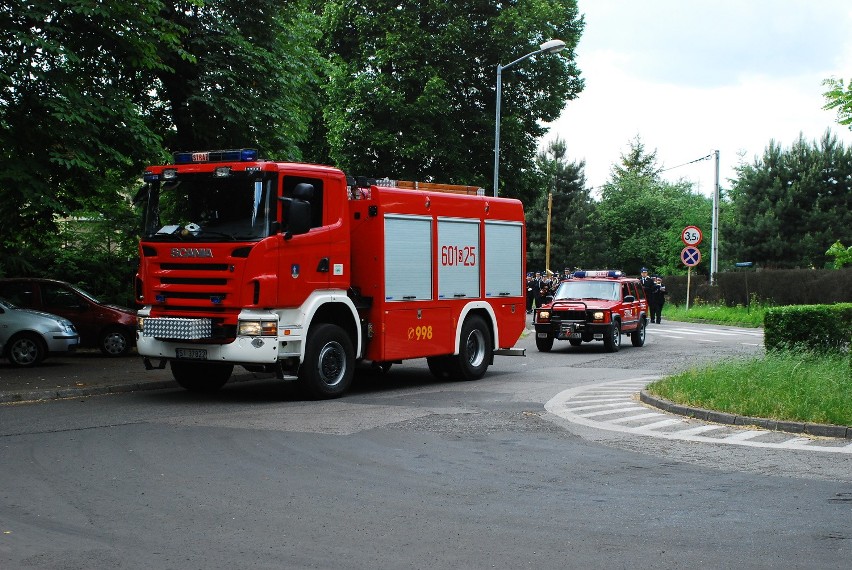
493, 39, 566, 197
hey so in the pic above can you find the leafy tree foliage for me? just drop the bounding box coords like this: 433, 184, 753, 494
152, 1, 324, 157
594, 138, 712, 275
526, 138, 599, 271
823, 77, 852, 129
320, 0, 584, 192
725, 132, 852, 269
0, 1, 324, 291
825, 241, 852, 269
0, 0, 188, 275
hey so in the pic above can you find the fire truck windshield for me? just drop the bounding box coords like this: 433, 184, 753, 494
141, 174, 275, 241
553, 280, 620, 301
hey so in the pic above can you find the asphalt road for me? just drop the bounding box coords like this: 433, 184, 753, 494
1, 321, 850, 569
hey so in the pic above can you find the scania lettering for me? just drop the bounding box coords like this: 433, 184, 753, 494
135, 149, 527, 397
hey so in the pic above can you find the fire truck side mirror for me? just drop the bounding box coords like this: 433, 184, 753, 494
279, 196, 312, 239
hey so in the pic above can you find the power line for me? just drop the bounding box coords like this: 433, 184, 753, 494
657, 153, 713, 174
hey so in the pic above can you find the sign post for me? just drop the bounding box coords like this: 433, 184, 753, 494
681, 244, 702, 311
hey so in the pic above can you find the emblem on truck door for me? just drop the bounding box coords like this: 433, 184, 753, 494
291, 264, 300, 278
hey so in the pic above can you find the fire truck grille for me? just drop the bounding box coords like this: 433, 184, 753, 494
160, 263, 230, 271
160, 277, 228, 286
143, 317, 212, 340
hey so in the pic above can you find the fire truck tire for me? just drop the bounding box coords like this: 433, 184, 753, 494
426, 356, 453, 380
99, 327, 132, 356
604, 322, 621, 352
171, 361, 233, 392
630, 318, 647, 347
535, 334, 554, 352
450, 315, 492, 380
300, 323, 354, 399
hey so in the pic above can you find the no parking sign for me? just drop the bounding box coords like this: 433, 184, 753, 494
681, 246, 701, 267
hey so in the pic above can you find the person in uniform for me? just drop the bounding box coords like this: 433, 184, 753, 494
639, 267, 654, 307
650, 276, 667, 324
526, 273, 535, 313
533, 271, 544, 310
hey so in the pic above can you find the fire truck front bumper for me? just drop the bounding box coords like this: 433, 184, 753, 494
136, 334, 281, 365
136, 309, 302, 365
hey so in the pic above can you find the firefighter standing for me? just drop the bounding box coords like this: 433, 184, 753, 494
640, 267, 654, 302
526, 273, 536, 313
650, 276, 667, 324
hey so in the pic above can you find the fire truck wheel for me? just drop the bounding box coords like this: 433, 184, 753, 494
603, 321, 621, 352
99, 327, 132, 356
535, 334, 554, 352
301, 323, 354, 399
451, 315, 492, 381
426, 356, 453, 380
171, 361, 233, 392
630, 318, 647, 347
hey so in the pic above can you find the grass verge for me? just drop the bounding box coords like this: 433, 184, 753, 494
647, 351, 852, 427
662, 303, 766, 327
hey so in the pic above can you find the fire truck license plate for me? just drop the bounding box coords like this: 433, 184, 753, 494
176, 348, 207, 360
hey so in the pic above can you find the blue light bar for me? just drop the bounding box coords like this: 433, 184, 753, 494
573, 270, 623, 278
172, 149, 258, 164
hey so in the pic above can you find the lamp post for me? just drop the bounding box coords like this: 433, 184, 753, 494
493, 39, 565, 197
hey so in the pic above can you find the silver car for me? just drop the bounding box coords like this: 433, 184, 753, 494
0, 296, 80, 367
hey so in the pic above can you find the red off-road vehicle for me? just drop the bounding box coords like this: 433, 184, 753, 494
533, 270, 648, 352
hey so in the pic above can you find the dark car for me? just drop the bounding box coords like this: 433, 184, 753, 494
0, 278, 136, 356
533, 270, 649, 352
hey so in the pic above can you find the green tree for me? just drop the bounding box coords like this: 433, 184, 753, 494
595, 138, 712, 275
825, 241, 852, 268
823, 77, 852, 128
725, 132, 852, 268
0, 1, 324, 290
320, 0, 584, 192
526, 138, 598, 271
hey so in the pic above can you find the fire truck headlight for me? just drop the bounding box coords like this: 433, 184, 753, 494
592, 311, 605, 322
137, 316, 145, 331
538, 310, 550, 322
238, 319, 278, 337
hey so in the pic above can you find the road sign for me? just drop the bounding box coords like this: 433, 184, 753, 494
681, 246, 701, 267
681, 226, 703, 246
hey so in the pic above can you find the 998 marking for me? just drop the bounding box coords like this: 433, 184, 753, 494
408, 325, 433, 340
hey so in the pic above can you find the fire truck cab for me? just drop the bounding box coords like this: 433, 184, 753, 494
134, 150, 526, 397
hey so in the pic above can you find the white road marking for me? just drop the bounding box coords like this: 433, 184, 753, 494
545, 378, 851, 454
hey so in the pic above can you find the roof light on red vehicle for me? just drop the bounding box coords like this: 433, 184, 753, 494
173, 149, 258, 164
572, 270, 623, 278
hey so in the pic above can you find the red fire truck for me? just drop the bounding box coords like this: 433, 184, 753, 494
135, 149, 527, 397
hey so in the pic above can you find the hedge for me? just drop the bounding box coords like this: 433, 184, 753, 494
764, 303, 852, 353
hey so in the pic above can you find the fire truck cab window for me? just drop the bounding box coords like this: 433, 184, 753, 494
283, 176, 324, 229
143, 174, 275, 241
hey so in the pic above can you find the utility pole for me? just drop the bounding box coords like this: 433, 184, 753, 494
545, 191, 553, 274
711, 150, 720, 285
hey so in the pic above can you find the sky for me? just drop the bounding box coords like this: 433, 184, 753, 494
544, 0, 852, 197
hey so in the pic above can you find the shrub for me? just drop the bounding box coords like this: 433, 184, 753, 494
764, 303, 852, 353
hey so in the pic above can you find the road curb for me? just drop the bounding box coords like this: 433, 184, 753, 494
639, 390, 852, 440
0, 380, 178, 404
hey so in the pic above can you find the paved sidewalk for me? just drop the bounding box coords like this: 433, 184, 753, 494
0, 350, 176, 404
